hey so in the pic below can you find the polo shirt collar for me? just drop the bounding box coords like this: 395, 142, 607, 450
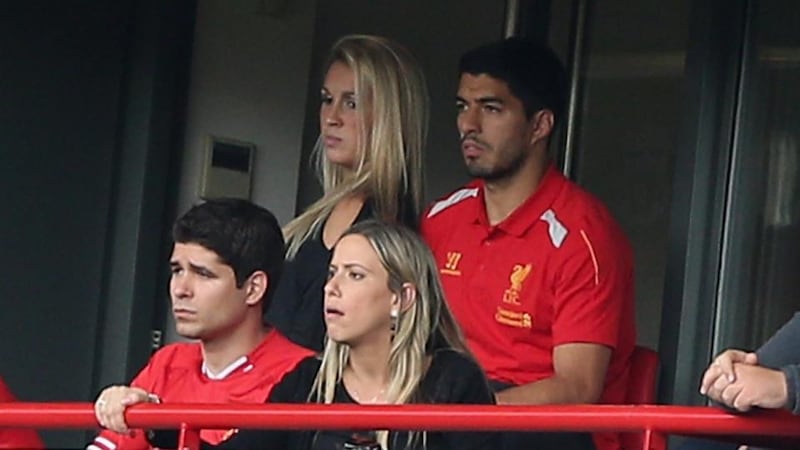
473, 164, 566, 238
202, 355, 248, 380
196, 331, 273, 380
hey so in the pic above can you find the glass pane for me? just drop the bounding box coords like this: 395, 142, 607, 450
553, 1, 691, 349
716, 0, 800, 351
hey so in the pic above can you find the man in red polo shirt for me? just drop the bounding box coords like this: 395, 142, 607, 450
421, 38, 635, 450
87, 199, 314, 450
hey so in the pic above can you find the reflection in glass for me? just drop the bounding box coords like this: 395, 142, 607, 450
716, 0, 800, 350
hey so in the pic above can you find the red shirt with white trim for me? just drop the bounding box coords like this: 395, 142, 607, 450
421, 165, 635, 450
87, 329, 314, 450
0, 377, 45, 449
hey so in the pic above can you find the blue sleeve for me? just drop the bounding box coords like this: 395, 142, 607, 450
756, 312, 800, 414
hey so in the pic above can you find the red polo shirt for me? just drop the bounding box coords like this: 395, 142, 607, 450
88, 329, 314, 450
422, 165, 635, 450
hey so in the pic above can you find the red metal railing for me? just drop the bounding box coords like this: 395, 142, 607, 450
2, 403, 800, 450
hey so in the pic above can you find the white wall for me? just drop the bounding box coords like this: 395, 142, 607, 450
176, 0, 317, 225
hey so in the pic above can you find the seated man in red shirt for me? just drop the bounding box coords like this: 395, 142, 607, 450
87, 199, 314, 450
421, 38, 636, 450
0, 377, 44, 449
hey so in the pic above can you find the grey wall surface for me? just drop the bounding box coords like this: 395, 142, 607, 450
175, 0, 318, 225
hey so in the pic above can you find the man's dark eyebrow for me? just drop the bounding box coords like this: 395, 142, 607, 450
188, 262, 211, 273
476, 96, 504, 104
455, 96, 505, 105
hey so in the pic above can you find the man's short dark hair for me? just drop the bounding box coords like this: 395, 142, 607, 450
172, 198, 284, 308
459, 37, 568, 122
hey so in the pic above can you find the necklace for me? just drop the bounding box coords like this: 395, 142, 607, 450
349, 386, 387, 404
344, 365, 388, 404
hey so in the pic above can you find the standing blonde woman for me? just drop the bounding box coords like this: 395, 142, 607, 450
150, 221, 497, 449
266, 35, 428, 352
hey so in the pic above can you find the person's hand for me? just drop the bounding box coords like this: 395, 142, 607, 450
700, 349, 758, 397
714, 363, 788, 412
94, 385, 153, 434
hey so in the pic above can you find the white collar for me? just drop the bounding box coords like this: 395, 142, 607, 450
201, 355, 248, 380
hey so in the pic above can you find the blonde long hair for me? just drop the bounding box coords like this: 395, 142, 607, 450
284, 35, 429, 258
311, 221, 469, 449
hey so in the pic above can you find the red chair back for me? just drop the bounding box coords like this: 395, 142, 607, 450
0, 378, 45, 449
626, 345, 659, 404
619, 345, 662, 450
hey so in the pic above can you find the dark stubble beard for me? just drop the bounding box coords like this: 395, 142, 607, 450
466, 146, 528, 182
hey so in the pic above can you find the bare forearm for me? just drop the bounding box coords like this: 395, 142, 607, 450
494, 376, 600, 405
